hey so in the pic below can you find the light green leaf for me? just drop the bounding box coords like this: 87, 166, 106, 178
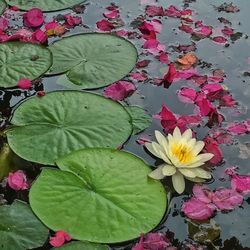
53, 241, 109, 250
5, 0, 86, 11
29, 148, 167, 243
0, 200, 49, 250
125, 106, 152, 135
0, 42, 52, 88
6, 91, 132, 165
48, 34, 137, 89
0, 0, 6, 14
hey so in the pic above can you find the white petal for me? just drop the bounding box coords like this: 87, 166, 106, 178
162, 164, 176, 176
184, 161, 205, 168
188, 138, 196, 149
192, 168, 212, 179
178, 168, 197, 178
182, 128, 192, 141
196, 153, 214, 162
172, 171, 185, 194
192, 141, 205, 156
144, 142, 162, 158
173, 127, 181, 140
185, 176, 206, 183
148, 166, 165, 180
159, 150, 172, 164
155, 130, 168, 148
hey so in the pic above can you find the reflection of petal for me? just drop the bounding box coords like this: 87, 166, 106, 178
172, 171, 185, 194
148, 166, 165, 180
162, 164, 176, 176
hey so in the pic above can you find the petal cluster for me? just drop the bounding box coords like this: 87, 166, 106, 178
145, 127, 213, 194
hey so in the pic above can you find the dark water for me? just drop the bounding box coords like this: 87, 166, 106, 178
1, 0, 250, 249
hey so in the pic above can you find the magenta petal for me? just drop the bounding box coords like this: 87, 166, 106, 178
7, 170, 29, 191
182, 197, 215, 221
146, 5, 164, 17
23, 8, 44, 28
204, 136, 223, 165
49, 231, 71, 247
18, 78, 32, 89
231, 175, 250, 194
163, 64, 177, 84
212, 188, 244, 211
96, 19, 114, 31
227, 123, 248, 135
103, 81, 136, 101
143, 233, 170, 250
177, 87, 197, 103
212, 36, 227, 44
193, 184, 213, 204
103, 9, 119, 19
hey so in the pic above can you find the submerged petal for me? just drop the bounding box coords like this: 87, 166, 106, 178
172, 171, 185, 194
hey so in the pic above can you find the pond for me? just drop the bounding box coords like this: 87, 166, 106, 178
0, 0, 250, 249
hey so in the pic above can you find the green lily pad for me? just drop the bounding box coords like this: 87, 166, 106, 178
0, 42, 52, 88
0, 200, 49, 250
0, 0, 6, 14
53, 241, 109, 250
125, 106, 152, 135
48, 34, 137, 89
29, 148, 167, 243
6, 91, 132, 165
5, 0, 86, 11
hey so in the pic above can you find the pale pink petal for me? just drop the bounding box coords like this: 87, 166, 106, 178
7, 170, 28, 191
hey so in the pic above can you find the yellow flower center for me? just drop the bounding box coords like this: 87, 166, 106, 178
171, 143, 194, 164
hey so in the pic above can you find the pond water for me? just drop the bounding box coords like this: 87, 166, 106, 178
0, 0, 250, 249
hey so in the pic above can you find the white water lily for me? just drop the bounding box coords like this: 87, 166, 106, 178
145, 127, 214, 194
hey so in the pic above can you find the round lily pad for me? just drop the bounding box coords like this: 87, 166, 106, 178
0, 0, 6, 14
6, 91, 132, 165
5, 0, 86, 12
48, 34, 137, 89
53, 241, 109, 250
0, 42, 52, 88
0, 200, 49, 250
29, 148, 167, 243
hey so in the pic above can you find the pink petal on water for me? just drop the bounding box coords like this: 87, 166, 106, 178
18, 78, 32, 89
7, 170, 29, 191
231, 174, 250, 194
163, 64, 177, 84
177, 87, 197, 103
212, 188, 243, 211
204, 136, 223, 165
146, 5, 164, 17
103, 81, 136, 101
227, 122, 248, 135
193, 184, 213, 204
103, 9, 120, 19
32, 29, 47, 43
23, 8, 44, 28
96, 19, 114, 31
0, 17, 9, 31
49, 231, 71, 247
182, 197, 215, 221
212, 36, 227, 44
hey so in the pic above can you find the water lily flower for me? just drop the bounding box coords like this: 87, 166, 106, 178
145, 127, 214, 194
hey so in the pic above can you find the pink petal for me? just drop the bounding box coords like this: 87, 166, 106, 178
182, 197, 215, 221
96, 19, 114, 31
196, 25, 213, 37
159, 52, 169, 64
64, 15, 82, 27
231, 174, 250, 194
23, 8, 44, 28
212, 36, 227, 44
212, 188, 243, 211
196, 98, 214, 116
32, 29, 47, 43
103, 9, 120, 19
45, 21, 58, 31
165, 5, 181, 17
103, 81, 136, 101
146, 5, 164, 16
179, 24, 194, 34
18, 78, 32, 89
130, 72, 148, 81
193, 184, 213, 204
227, 123, 248, 135
221, 26, 234, 36
163, 64, 177, 84
49, 231, 71, 247
177, 87, 197, 103
7, 170, 28, 191
204, 136, 223, 165
0, 17, 9, 31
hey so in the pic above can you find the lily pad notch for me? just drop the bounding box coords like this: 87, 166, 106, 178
48, 33, 138, 89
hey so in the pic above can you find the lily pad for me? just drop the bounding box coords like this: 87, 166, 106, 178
48, 34, 137, 89
29, 148, 167, 243
6, 91, 132, 165
53, 241, 109, 250
0, 0, 6, 14
125, 106, 152, 135
5, 0, 86, 12
0, 42, 52, 88
0, 200, 49, 250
